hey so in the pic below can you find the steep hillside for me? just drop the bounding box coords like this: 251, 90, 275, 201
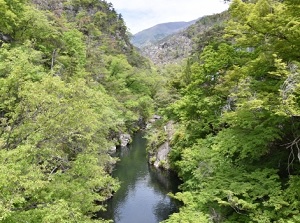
157, 0, 300, 222
131, 20, 197, 48
0, 0, 163, 222
140, 12, 229, 65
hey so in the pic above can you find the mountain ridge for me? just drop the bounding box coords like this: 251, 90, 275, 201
137, 11, 229, 65
131, 20, 197, 48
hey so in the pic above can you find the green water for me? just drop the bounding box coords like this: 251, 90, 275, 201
98, 132, 181, 223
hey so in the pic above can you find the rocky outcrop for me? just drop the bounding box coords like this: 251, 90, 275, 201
119, 133, 132, 147
140, 35, 192, 66
109, 145, 117, 154
139, 12, 229, 66
153, 141, 170, 168
0, 33, 13, 47
108, 132, 132, 155
146, 114, 162, 129
152, 121, 175, 169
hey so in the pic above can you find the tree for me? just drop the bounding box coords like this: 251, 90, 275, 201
0, 0, 160, 222
165, 0, 300, 221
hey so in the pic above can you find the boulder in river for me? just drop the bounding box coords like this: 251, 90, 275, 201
119, 133, 132, 147
109, 145, 117, 154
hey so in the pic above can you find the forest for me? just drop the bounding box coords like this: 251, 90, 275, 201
0, 0, 300, 222
161, 0, 300, 222
0, 0, 162, 222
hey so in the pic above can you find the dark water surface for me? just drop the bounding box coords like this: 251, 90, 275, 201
98, 132, 181, 223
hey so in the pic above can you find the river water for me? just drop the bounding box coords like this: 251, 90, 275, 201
98, 132, 181, 223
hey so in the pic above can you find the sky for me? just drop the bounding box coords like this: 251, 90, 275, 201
108, 0, 229, 34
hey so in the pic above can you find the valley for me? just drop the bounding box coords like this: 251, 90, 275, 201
0, 0, 300, 223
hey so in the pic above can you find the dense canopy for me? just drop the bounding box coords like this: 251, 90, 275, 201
161, 0, 300, 222
0, 0, 162, 222
1, 0, 300, 222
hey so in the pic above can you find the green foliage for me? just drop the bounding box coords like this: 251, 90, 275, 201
0, 69, 120, 221
3, 0, 300, 222
163, 205, 210, 223
101, 54, 160, 123
164, 0, 300, 222
59, 29, 86, 76
0, 0, 160, 222
0, 0, 26, 34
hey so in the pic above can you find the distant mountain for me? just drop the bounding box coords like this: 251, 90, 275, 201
131, 20, 197, 48
139, 12, 229, 65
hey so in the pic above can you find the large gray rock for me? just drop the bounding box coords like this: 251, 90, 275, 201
152, 121, 175, 169
119, 133, 132, 147
153, 142, 170, 168
109, 145, 117, 154
146, 114, 162, 129
153, 114, 162, 120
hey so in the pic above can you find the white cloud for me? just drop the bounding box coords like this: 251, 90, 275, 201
108, 0, 229, 34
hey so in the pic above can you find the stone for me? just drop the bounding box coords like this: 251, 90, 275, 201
153, 142, 170, 169
119, 133, 132, 147
148, 118, 156, 123
109, 145, 117, 154
153, 114, 161, 120
152, 121, 175, 169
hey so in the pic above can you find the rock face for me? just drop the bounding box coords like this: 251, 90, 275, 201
146, 114, 162, 129
109, 145, 117, 154
153, 121, 175, 169
153, 141, 170, 168
119, 133, 132, 147
140, 35, 193, 66
0, 33, 13, 43
138, 12, 229, 66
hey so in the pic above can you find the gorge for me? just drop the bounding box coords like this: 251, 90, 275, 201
98, 132, 181, 222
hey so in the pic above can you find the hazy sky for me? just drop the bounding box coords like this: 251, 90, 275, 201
108, 0, 229, 34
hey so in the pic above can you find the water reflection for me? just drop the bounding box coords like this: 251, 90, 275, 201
97, 132, 181, 223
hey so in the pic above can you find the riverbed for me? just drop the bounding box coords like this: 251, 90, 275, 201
98, 132, 181, 223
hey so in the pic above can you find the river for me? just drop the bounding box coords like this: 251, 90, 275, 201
97, 131, 181, 223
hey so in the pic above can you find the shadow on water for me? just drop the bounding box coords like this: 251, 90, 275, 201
97, 131, 182, 223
